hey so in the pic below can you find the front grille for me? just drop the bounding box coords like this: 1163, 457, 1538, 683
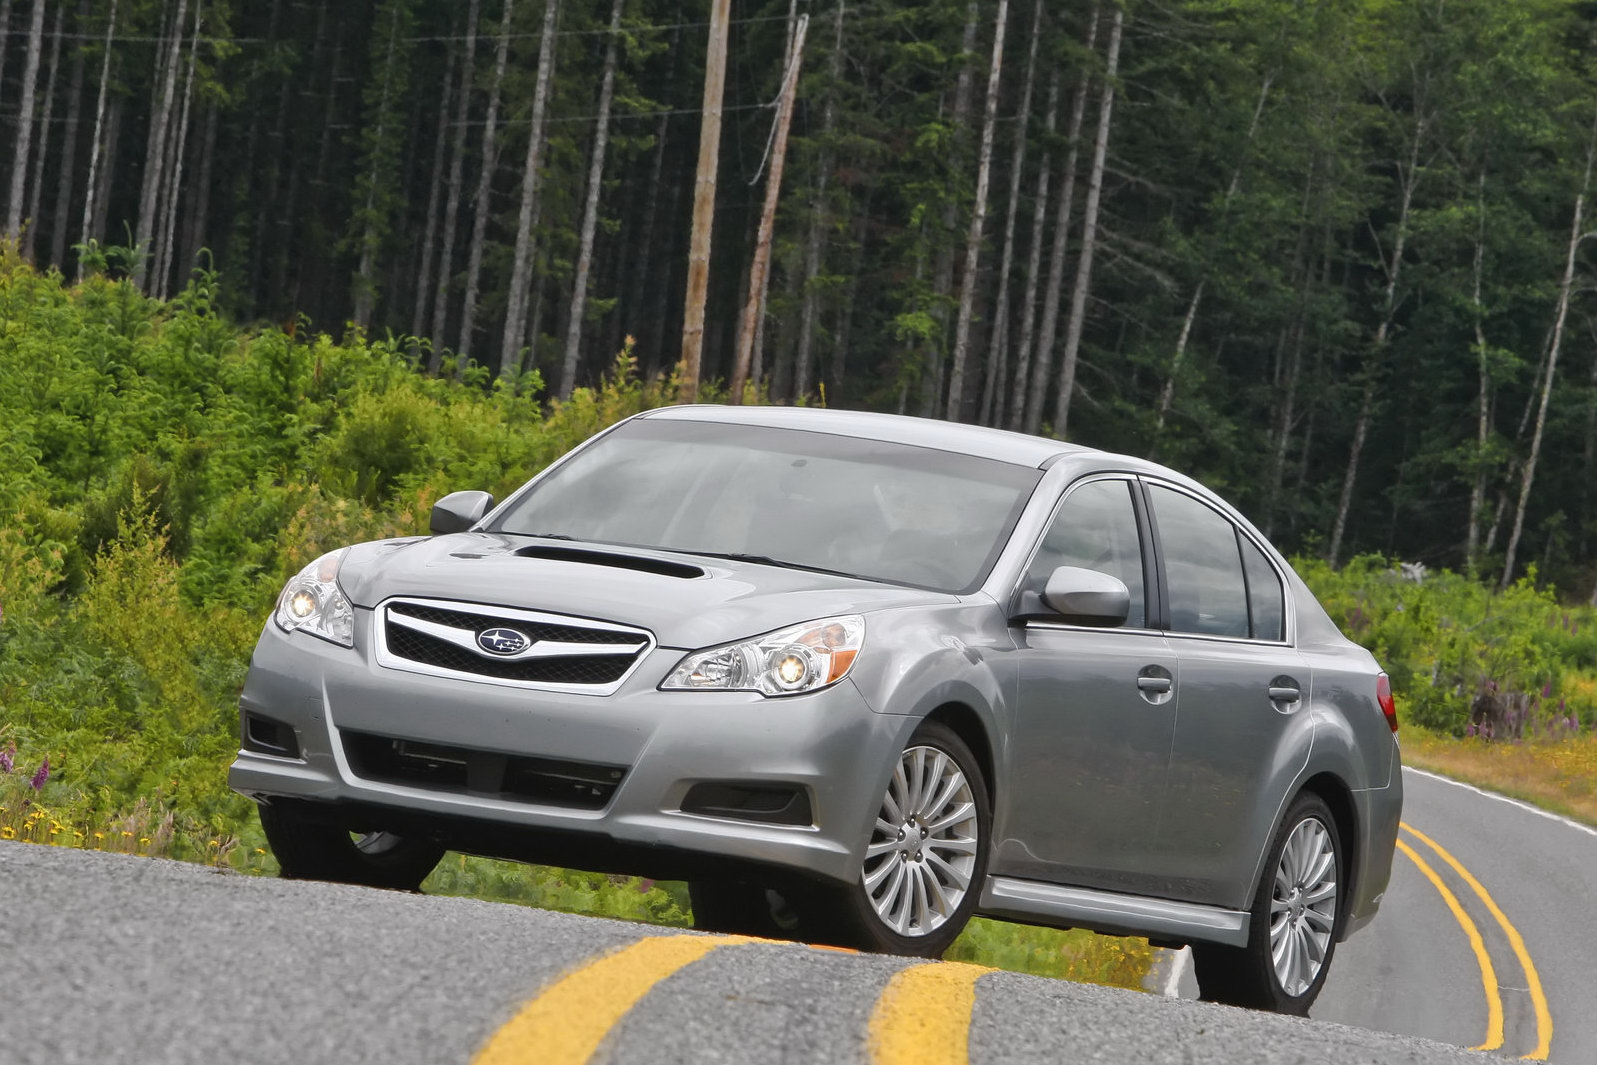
376, 598, 652, 693
343, 732, 626, 810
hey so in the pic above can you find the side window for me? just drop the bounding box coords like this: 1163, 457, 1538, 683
1149, 485, 1249, 638
1026, 479, 1146, 628
1240, 535, 1285, 641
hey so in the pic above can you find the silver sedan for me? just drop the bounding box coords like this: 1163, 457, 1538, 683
230, 405, 1401, 1014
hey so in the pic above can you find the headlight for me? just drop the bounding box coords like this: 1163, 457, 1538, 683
662, 615, 864, 696
274, 549, 354, 647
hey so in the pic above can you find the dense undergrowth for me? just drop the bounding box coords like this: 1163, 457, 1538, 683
2, 252, 1592, 985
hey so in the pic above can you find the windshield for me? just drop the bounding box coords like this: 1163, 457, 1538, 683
489, 418, 1043, 593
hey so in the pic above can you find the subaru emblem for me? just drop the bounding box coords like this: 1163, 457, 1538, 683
477, 627, 532, 656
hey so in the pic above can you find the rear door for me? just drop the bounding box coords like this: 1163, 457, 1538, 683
1144, 480, 1311, 909
999, 476, 1181, 896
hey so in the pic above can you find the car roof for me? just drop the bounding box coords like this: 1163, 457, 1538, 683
640, 405, 1093, 469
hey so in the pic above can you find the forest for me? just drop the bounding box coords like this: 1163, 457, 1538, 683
5, 0, 1597, 593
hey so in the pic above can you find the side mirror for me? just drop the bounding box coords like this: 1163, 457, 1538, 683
1041, 566, 1131, 627
430, 491, 495, 535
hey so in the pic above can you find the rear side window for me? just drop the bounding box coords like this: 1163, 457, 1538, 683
1026, 479, 1146, 628
1240, 536, 1285, 641
1149, 485, 1248, 638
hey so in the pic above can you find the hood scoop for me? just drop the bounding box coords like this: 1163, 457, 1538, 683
512, 544, 705, 579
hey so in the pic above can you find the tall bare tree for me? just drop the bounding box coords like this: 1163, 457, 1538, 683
679, 0, 731, 402
22, 0, 64, 260
1050, 4, 1122, 438
47, 0, 87, 269
558, 0, 626, 397
154, 0, 202, 298
980, 0, 1042, 428
411, 33, 458, 342
454, 0, 514, 371
1502, 106, 1597, 589
5, 0, 50, 241
425, 0, 479, 362
498, 0, 560, 374
792, 0, 845, 403
1022, 3, 1099, 435
77, 0, 116, 276
133, 0, 189, 289
945, 0, 1010, 420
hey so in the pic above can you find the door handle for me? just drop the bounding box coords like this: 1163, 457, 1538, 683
1137, 676, 1173, 695
1268, 685, 1301, 703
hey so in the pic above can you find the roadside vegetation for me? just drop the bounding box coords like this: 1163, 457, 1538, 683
3, 254, 1593, 992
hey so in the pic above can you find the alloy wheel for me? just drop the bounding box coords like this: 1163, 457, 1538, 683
1269, 816, 1338, 997
860, 744, 980, 937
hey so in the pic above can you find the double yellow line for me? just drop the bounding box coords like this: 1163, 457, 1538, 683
1397, 822, 1553, 1060
472, 934, 991, 1065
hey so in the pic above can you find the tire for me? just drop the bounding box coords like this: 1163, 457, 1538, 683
688, 880, 801, 937
1193, 792, 1344, 1014
258, 802, 445, 892
811, 720, 991, 957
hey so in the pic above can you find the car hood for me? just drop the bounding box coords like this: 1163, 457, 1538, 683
337, 533, 958, 649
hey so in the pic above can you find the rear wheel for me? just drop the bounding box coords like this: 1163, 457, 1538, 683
258, 802, 445, 892
1193, 792, 1343, 1014
812, 721, 990, 957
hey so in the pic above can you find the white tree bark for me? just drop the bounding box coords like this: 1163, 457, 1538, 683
77, 0, 117, 277
498, 0, 561, 375
412, 36, 458, 341
48, 0, 86, 269
1501, 107, 1597, 589
558, 0, 625, 397
1050, 4, 1123, 438
944, 0, 1010, 420
133, 0, 188, 288
979, 0, 1042, 428
454, 0, 514, 370
155, 0, 202, 298
425, 0, 479, 363
5, 0, 50, 240
22, 1, 63, 260
1005, 69, 1059, 432
1023, 3, 1099, 435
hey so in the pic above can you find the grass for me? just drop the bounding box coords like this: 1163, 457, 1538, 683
1400, 724, 1597, 828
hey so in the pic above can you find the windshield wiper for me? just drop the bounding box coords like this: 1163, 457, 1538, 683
675, 550, 862, 581
500, 531, 579, 541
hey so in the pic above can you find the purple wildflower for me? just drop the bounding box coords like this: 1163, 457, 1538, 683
1542, 681, 1553, 699
29, 757, 48, 791
0, 743, 13, 774
1465, 722, 1477, 737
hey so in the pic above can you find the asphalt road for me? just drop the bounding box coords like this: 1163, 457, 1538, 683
0, 766, 1558, 1065
1313, 766, 1597, 1062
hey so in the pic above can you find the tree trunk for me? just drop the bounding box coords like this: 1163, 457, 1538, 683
49, 1, 86, 270
180, 101, 216, 276
749, 0, 802, 391
450, 0, 512, 368
829, 206, 868, 397
352, 2, 405, 331
1501, 107, 1597, 589
945, 0, 1010, 421
730, 15, 808, 402
1006, 69, 1059, 432
421, 0, 478, 363
411, 37, 458, 342
980, 0, 1042, 429
498, 0, 560, 375
1050, 4, 1122, 438
1023, 3, 1099, 435
679, 0, 731, 402
628, 16, 681, 376
792, 0, 846, 405
1466, 171, 1491, 575
921, 1, 980, 416
557, 0, 626, 397
133, 0, 188, 289
5, 0, 50, 241
1157, 72, 1273, 425
1328, 114, 1427, 566
0, 1, 13, 159
22, 0, 64, 260
155, 0, 201, 298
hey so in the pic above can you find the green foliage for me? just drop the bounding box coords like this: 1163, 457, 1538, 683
1297, 555, 1597, 734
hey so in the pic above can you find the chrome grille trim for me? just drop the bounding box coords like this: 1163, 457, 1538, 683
373, 596, 656, 696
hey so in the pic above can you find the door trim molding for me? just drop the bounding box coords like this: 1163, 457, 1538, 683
978, 875, 1250, 948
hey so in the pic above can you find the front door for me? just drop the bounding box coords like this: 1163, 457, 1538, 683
999, 477, 1180, 897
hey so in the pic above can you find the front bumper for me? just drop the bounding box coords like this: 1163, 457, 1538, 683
228, 611, 914, 885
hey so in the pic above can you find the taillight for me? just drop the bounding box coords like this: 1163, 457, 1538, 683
1376, 672, 1398, 733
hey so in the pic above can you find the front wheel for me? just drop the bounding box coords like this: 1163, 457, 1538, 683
814, 721, 991, 957
1193, 792, 1343, 1014
258, 802, 445, 892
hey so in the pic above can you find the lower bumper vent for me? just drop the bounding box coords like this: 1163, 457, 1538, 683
342, 732, 626, 811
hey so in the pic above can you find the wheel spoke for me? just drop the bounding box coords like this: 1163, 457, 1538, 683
863, 855, 898, 892
927, 801, 975, 834
925, 850, 971, 891
866, 839, 900, 859
922, 861, 955, 913
929, 834, 978, 855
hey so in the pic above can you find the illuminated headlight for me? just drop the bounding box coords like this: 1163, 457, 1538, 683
273, 549, 354, 647
662, 615, 864, 697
